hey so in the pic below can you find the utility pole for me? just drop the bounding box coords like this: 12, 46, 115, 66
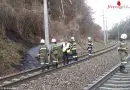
102, 11, 107, 45
105, 20, 108, 42
118, 27, 120, 41
44, 0, 50, 62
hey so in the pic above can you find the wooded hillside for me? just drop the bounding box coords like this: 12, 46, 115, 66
109, 17, 130, 39
0, 0, 101, 74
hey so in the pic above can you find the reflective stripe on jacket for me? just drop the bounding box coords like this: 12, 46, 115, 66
63, 42, 71, 52
70, 41, 76, 50
39, 45, 47, 56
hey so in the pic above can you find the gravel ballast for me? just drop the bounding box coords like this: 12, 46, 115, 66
17, 48, 120, 90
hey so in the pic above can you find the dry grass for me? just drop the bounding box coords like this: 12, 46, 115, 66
0, 35, 25, 74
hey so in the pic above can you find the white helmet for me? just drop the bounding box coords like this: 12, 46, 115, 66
51, 38, 56, 43
88, 37, 92, 40
120, 33, 127, 39
40, 39, 45, 44
71, 37, 75, 40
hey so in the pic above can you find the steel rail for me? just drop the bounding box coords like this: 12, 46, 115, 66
84, 63, 121, 90
79, 42, 117, 58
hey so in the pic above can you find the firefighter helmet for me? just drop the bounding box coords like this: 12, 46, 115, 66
40, 39, 45, 44
120, 33, 127, 39
71, 37, 75, 40
88, 37, 92, 40
71, 37, 75, 41
51, 38, 56, 43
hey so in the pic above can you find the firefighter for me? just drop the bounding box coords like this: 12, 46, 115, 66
70, 37, 78, 61
37, 39, 49, 70
51, 38, 60, 68
62, 42, 68, 65
87, 37, 93, 56
118, 33, 128, 73
62, 42, 71, 65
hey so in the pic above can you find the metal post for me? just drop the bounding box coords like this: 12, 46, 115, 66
102, 12, 106, 45
44, 0, 50, 62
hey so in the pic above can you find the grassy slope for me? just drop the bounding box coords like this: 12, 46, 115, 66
0, 35, 26, 75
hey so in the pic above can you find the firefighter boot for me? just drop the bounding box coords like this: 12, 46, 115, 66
120, 66, 123, 72
63, 58, 66, 65
122, 66, 128, 73
75, 57, 78, 61
41, 65, 45, 72
56, 63, 58, 68
47, 65, 50, 70
120, 66, 128, 73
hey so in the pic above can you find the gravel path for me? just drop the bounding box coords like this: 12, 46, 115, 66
17, 48, 120, 90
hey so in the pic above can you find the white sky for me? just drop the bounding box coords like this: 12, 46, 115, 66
85, 0, 130, 30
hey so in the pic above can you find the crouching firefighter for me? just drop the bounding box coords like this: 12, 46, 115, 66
70, 37, 78, 61
51, 38, 60, 68
87, 37, 93, 56
37, 39, 49, 70
118, 33, 128, 73
62, 42, 70, 65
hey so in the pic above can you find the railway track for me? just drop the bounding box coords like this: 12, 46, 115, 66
0, 43, 117, 88
84, 54, 130, 90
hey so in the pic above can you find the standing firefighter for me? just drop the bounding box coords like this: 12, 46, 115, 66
118, 33, 128, 73
62, 42, 71, 65
51, 38, 59, 68
87, 37, 93, 56
37, 39, 49, 70
70, 37, 78, 61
